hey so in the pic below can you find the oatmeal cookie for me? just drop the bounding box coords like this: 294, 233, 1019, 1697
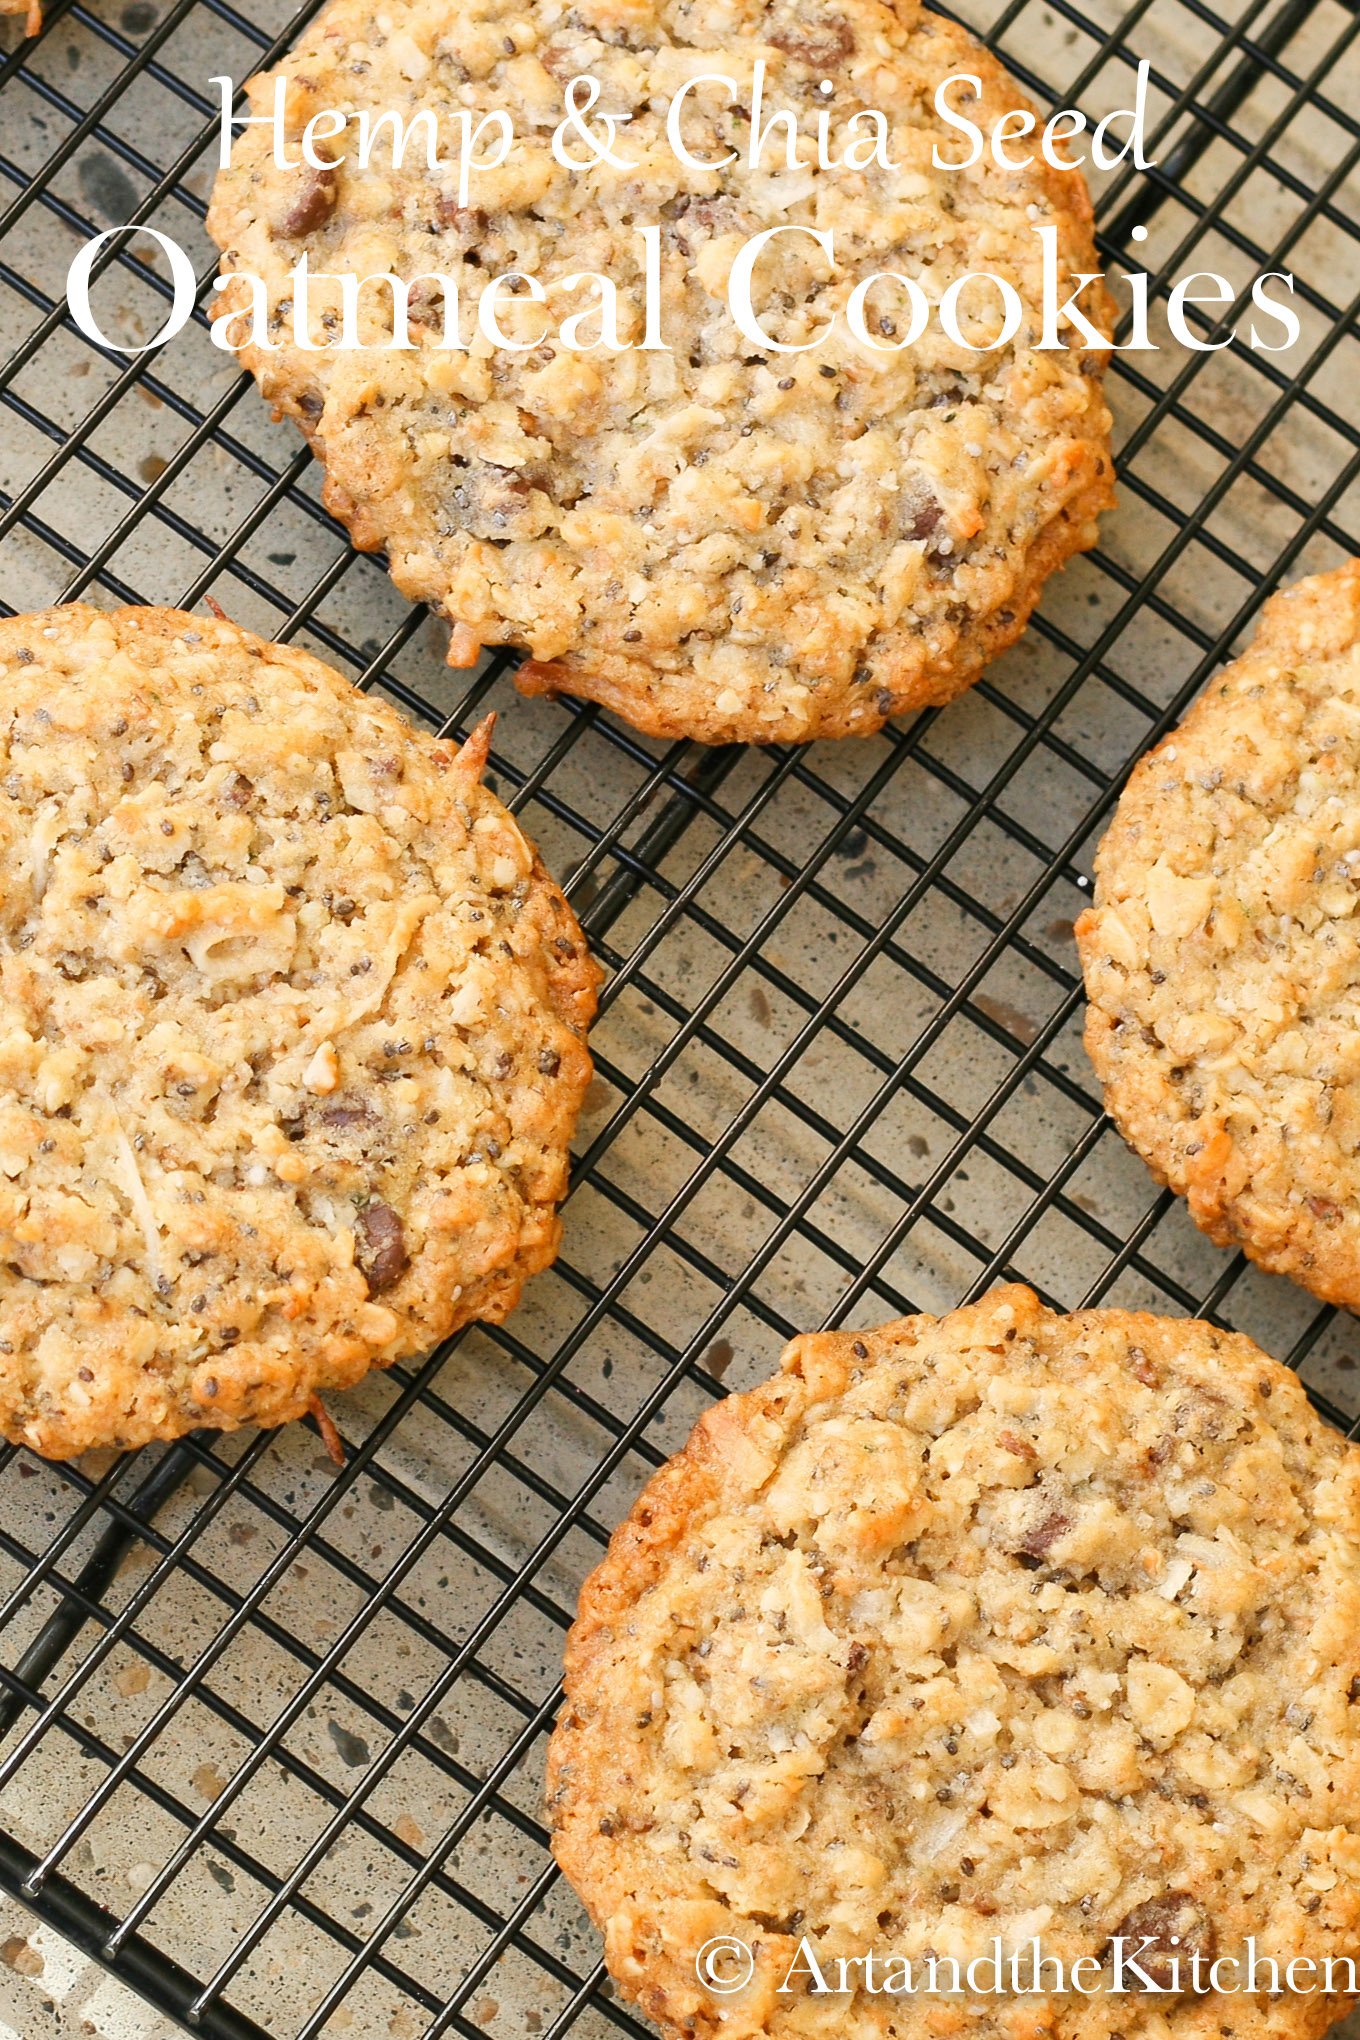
207, 0, 1113, 744
0, 604, 598, 1458
1, 0, 41, 33
1078, 559, 1360, 1309
548, 1285, 1360, 2040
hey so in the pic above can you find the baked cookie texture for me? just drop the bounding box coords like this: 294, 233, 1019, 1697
207, 0, 1114, 744
0, 605, 598, 1458
1078, 559, 1360, 1309
548, 1286, 1360, 2040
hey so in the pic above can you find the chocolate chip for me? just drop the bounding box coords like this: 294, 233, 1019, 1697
903, 495, 942, 542
434, 199, 488, 236
1109, 1894, 1214, 1991
274, 164, 339, 238
1173, 1386, 1232, 1440
321, 1104, 376, 1130
357, 1200, 408, 1293
537, 1048, 560, 1076
769, 16, 855, 65
1017, 1507, 1071, 1560
406, 276, 446, 329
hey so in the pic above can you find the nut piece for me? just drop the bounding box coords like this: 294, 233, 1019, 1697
1125, 1659, 1196, 1743
302, 1041, 340, 1094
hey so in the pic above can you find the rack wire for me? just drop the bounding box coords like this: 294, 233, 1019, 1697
0, 0, 1359, 2028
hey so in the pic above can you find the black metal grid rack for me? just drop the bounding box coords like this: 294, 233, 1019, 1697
0, 0, 1358, 2027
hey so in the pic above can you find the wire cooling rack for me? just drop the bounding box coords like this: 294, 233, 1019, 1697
1, 0, 1359, 2029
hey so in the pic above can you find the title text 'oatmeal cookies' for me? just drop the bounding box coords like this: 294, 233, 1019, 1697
0, 604, 598, 1457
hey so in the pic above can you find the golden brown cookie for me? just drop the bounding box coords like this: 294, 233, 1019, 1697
1078, 559, 1360, 1309
0, 604, 598, 1457
548, 1285, 1360, 2040
207, 0, 1114, 744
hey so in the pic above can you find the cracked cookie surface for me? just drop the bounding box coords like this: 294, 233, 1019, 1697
0, 604, 598, 1457
207, 0, 1113, 744
548, 1285, 1360, 2040
1078, 559, 1360, 1309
